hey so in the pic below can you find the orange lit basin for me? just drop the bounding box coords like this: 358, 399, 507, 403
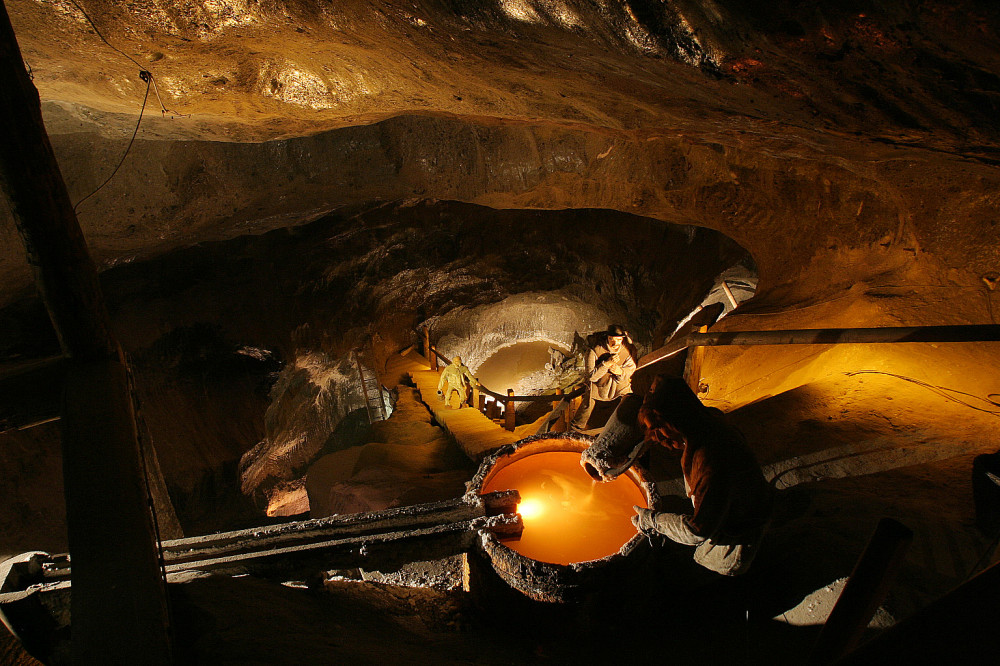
481, 451, 648, 565
472, 434, 659, 602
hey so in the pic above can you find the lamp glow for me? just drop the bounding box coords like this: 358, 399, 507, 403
517, 497, 544, 520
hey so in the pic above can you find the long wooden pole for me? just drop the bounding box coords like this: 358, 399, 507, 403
635, 324, 1000, 381
688, 324, 1000, 347
0, 3, 172, 663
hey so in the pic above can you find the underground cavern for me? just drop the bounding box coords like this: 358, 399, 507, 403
3, 0, 1000, 664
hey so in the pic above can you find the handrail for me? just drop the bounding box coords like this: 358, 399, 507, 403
428, 343, 584, 402
417, 327, 588, 431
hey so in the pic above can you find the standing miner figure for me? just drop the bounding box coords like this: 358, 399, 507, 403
570, 324, 636, 431
437, 356, 475, 409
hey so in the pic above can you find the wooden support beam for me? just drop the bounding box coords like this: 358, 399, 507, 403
0, 14, 113, 360
504, 389, 515, 432
689, 324, 1000, 347
684, 325, 708, 394
0, 3, 172, 662
810, 517, 913, 664
2, 498, 523, 663
838, 559, 1000, 663
423, 327, 433, 369
636, 324, 1000, 390
61, 358, 173, 663
0, 355, 65, 433
35, 491, 522, 584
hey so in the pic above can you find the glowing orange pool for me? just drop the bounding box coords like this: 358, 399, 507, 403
481, 450, 649, 565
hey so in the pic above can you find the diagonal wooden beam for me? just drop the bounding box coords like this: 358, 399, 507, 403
0, 1, 173, 662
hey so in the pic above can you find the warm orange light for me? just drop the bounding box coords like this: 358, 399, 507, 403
482, 451, 648, 565
517, 497, 545, 520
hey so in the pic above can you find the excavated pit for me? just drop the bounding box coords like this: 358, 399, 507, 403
471, 434, 659, 602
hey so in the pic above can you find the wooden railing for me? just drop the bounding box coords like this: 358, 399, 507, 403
421, 328, 585, 431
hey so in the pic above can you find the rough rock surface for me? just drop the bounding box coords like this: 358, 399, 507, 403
2, 1, 1000, 662
306, 387, 472, 518
4, 1, 999, 306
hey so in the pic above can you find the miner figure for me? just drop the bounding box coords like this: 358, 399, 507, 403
580, 375, 772, 576
437, 356, 475, 409
570, 324, 636, 431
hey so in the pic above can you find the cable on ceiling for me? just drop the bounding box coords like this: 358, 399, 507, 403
72, 71, 151, 213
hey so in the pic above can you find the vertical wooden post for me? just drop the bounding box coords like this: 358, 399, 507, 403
505, 389, 515, 432
471, 379, 479, 411
479, 392, 486, 415
553, 388, 564, 433
568, 393, 582, 427
0, 4, 172, 662
422, 327, 433, 369
685, 325, 708, 393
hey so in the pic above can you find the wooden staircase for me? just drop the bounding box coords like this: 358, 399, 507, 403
354, 350, 387, 423
382, 348, 542, 461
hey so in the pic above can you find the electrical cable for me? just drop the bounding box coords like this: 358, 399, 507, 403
72, 71, 150, 213
67, 0, 187, 115
69, 0, 145, 71
844, 370, 1000, 415
64, 2, 194, 212
62, 2, 192, 211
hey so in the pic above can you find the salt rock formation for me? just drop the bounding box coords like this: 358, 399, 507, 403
306, 388, 472, 517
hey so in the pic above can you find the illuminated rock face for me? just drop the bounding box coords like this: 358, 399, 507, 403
2, 0, 999, 306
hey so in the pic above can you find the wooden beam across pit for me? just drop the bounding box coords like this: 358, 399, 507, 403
1, 491, 522, 663
35, 491, 522, 583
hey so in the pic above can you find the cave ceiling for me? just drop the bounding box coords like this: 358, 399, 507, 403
2, 0, 1000, 311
